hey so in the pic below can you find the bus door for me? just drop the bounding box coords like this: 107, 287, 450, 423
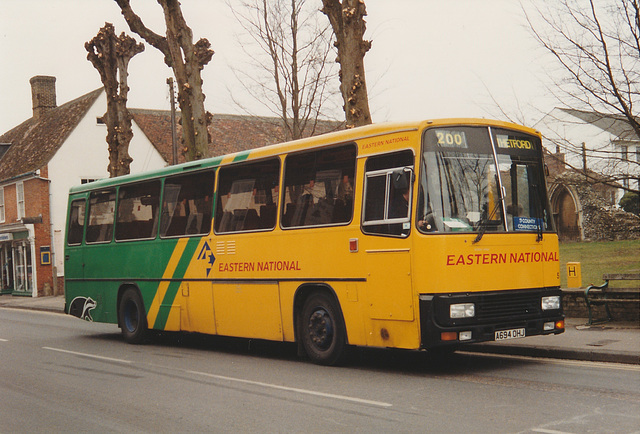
65, 198, 87, 282
361, 152, 416, 322
365, 249, 413, 321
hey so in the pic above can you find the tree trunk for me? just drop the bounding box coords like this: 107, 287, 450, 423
115, 0, 214, 161
321, 0, 372, 128
85, 23, 144, 177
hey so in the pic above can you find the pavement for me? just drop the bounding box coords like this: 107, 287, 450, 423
1, 294, 638, 365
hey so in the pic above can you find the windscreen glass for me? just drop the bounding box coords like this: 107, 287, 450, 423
492, 128, 553, 232
419, 127, 503, 233
419, 126, 552, 234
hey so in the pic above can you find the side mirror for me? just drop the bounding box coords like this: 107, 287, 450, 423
392, 168, 413, 190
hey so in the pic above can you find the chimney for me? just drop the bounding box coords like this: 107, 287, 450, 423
30, 75, 57, 120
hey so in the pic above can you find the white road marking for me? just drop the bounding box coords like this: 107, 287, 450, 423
531, 429, 574, 434
43, 347, 132, 364
0, 338, 7, 342
42, 346, 392, 407
186, 369, 393, 408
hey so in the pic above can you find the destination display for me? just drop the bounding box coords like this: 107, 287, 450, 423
435, 130, 468, 148
496, 133, 535, 151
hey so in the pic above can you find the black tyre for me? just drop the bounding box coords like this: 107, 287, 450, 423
299, 292, 347, 366
119, 288, 148, 344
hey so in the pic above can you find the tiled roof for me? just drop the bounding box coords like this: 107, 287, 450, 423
0, 88, 103, 180
0, 87, 344, 182
131, 110, 345, 164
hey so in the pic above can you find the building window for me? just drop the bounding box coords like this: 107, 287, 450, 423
621, 145, 628, 161
16, 182, 25, 220
0, 186, 4, 223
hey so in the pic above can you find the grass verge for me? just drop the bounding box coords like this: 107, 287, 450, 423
559, 240, 640, 288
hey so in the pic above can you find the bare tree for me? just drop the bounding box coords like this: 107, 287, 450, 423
231, 0, 341, 141
526, 0, 640, 193
86, 23, 144, 177
115, 0, 214, 161
321, 0, 372, 128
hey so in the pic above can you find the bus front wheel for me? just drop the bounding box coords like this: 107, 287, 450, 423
119, 288, 148, 344
299, 292, 347, 365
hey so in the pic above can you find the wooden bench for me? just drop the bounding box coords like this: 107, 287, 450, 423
585, 273, 640, 325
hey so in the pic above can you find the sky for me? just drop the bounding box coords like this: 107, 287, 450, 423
0, 0, 558, 135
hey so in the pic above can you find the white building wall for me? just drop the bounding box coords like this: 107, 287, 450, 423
48, 92, 168, 274
535, 108, 640, 203
536, 108, 614, 173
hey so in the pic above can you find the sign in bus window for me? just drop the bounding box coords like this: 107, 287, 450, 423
496, 134, 535, 151
435, 130, 468, 148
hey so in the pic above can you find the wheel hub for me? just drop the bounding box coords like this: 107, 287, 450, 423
308, 309, 334, 350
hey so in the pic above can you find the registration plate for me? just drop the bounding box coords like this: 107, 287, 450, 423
495, 328, 526, 341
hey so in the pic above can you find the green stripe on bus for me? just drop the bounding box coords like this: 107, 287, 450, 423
232, 151, 250, 162
154, 237, 202, 330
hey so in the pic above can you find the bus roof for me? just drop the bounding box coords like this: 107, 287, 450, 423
68, 118, 539, 194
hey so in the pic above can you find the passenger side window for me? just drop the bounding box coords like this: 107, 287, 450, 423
116, 181, 161, 241
67, 199, 86, 245
86, 189, 116, 244
160, 171, 214, 237
282, 144, 356, 228
362, 150, 414, 237
215, 159, 280, 233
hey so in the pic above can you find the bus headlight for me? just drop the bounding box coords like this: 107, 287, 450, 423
541, 296, 560, 310
450, 303, 475, 318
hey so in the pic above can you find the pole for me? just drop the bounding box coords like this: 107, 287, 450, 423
167, 77, 178, 165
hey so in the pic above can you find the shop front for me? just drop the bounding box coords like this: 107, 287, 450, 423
0, 225, 36, 296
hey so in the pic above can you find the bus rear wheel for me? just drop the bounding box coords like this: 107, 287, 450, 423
119, 288, 148, 344
299, 292, 347, 366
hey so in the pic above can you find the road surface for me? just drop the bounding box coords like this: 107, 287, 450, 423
1, 308, 638, 432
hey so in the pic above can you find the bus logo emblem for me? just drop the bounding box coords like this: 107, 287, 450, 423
197, 241, 216, 276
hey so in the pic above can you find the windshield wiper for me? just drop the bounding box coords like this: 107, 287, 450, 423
473, 196, 504, 244
532, 183, 544, 242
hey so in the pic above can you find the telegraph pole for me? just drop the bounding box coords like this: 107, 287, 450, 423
167, 77, 178, 165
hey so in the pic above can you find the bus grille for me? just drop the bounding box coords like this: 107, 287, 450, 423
475, 291, 541, 321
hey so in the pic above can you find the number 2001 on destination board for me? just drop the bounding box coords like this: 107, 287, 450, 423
495, 328, 526, 341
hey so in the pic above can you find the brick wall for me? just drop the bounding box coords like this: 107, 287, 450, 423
2, 184, 17, 222
23, 176, 53, 297
30, 76, 57, 120
0, 175, 54, 296
562, 288, 640, 322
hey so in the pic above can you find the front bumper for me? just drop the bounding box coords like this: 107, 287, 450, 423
419, 288, 565, 348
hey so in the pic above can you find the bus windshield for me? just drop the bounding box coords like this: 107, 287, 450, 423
418, 126, 552, 234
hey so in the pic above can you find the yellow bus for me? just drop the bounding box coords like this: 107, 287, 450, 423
64, 118, 564, 365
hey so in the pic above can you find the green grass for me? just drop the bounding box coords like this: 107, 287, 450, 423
559, 240, 640, 288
